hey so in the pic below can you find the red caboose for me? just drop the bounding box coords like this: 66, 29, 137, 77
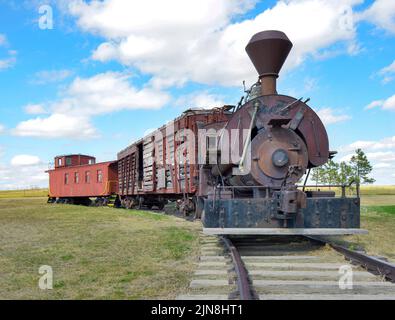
47, 154, 118, 205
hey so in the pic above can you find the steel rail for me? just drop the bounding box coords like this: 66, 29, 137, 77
306, 236, 395, 283
221, 236, 254, 300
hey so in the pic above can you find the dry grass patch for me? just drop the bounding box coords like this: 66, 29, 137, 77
0, 189, 48, 198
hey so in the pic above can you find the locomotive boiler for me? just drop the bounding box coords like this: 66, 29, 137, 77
199, 31, 362, 235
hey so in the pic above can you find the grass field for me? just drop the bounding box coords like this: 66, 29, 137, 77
0, 187, 394, 299
335, 197, 395, 262
0, 189, 48, 198
359, 185, 395, 195
0, 198, 200, 299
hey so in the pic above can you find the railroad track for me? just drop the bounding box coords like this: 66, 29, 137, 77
178, 233, 395, 300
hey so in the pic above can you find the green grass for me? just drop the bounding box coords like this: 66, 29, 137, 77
1, 186, 394, 299
367, 205, 395, 215
0, 198, 200, 300
333, 197, 395, 262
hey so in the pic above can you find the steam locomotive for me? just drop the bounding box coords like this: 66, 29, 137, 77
48, 31, 363, 236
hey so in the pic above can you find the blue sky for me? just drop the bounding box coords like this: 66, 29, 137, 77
0, 0, 394, 189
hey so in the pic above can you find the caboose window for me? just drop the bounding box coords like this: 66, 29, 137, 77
85, 171, 90, 183
58, 158, 62, 166
74, 172, 79, 184
64, 173, 69, 184
89, 159, 95, 165
97, 170, 103, 183
66, 157, 72, 166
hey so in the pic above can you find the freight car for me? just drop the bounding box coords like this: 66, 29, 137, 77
47, 154, 118, 206
117, 107, 232, 212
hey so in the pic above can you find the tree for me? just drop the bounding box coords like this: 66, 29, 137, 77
350, 148, 375, 184
338, 161, 354, 185
322, 159, 339, 185
310, 148, 375, 187
311, 166, 325, 185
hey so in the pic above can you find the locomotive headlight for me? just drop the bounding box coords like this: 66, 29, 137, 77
272, 149, 289, 167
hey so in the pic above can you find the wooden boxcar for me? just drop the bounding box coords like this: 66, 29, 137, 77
117, 108, 232, 211
47, 154, 118, 205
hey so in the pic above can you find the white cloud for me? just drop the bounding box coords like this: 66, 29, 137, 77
24, 104, 47, 115
30, 69, 73, 85
366, 151, 395, 162
377, 60, 395, 84
359, 0, 395, 34
315, 108, 351, 125
11, 155, 41, 167
176, 92, 225, 110
340, 136, 395, 153
0, 56, 16, 70
0, 149, 47, 190
13, 72, 170, 138
54, 72, 170, 116
374, 162, 392, 169
69, 0, 254, 38
0, 162, 48, 190
365, 94, 395, 111
379, 60, 395, 74
338, 135, 395, 184
65, 0, 362, 87
0, 36, 17, 71
0, 34, 7, 46
0, 124, 5, 134
12, 114, 98, 139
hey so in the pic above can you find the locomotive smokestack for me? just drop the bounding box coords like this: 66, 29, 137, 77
246, 30, 293, 96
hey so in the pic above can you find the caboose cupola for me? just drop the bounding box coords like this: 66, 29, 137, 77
246, 30, 293, 96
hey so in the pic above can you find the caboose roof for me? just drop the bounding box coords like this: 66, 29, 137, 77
55, 154, 95, 158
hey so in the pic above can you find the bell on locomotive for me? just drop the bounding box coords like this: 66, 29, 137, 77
200, 30, 366, 236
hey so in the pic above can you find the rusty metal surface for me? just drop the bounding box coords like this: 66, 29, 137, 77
117, 108, 231, 198
222, 95, 329, 170
203, 196, 360, 229
221, 236, 254, 300
245, 30, 293, 78
251, 126, 308, 186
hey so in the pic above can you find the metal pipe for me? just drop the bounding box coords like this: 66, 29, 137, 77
302, 168, 311, 192
260, 76, 277, 95
239, 103, 259, 171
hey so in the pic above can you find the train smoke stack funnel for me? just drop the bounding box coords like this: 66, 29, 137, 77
246, 30, 293, 95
